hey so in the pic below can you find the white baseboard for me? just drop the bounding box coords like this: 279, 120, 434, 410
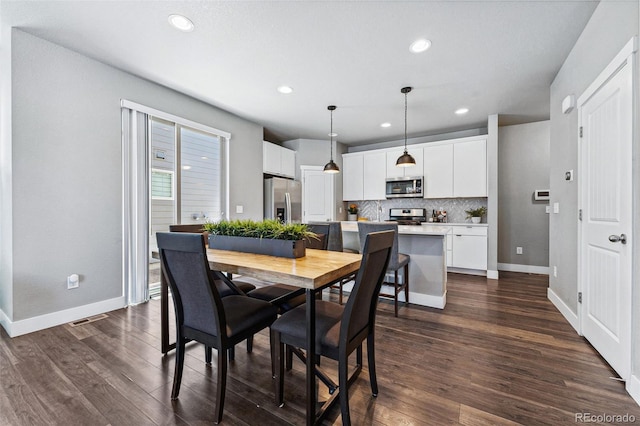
1, 296, 126, 337
334, 283, 446, 309
487, 270, 499, 280
547, 287, 580, 333
628, 374, 640, 406
498, 263, 549, 275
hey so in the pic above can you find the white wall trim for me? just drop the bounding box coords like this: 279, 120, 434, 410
487, 270, 499, 280
547, 287, 580, 333
337, 282, 446, 309
498, 263, 549, 275
121, 99, 231, 139
627, 374, 640, 406
1, 296, 125, 338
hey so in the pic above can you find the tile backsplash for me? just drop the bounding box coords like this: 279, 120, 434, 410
346, 198, 488, 224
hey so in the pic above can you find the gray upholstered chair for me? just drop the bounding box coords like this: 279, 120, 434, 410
271, 230, 394, 425
246, 223, 329, 312
357, 222, 410, 317
168, 224, 257, 296
308, 221, 357, 304
156, 232, 278, 424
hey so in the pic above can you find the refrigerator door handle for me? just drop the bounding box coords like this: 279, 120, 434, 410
285, 192, 291, 224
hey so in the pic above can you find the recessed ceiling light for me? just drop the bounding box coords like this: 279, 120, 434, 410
277, 86, 293, 94
183, 165, 192, 170
328, 132, 338, 137
455, 108, 469, 115
410, 39, 432, 53
168, 14, 194, 32
380, 122, 391, 128
201, 156, 208, 160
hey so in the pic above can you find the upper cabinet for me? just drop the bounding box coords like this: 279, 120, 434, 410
263, 141, 296, 179
453, 139, 487, 197
363, 151, 387, 200
385, 147, 424, 178
423, 138, 487, 198
342, 153, 364, 201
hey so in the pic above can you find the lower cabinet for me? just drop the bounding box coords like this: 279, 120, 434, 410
447, 226, 488, 270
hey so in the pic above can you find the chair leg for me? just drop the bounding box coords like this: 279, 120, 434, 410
338, 348, 351, 426
205, 346, 212, 364
367, 333, 378, 397
394, 270, 399, 317
404, 263, 409, 306
171, 337, 185, 400
246, 335, 254, 353
274, 333, 285, 407
215, 345, 228, 424
339, 281, 343, 305
285, 345, 293, 371
228, 345, 235, 361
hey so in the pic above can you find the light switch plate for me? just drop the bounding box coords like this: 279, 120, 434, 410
553, 203, 560, 214
236, 205, 244, 214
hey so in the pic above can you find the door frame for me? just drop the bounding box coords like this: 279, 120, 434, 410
576, 37, 636, 380
300, 165, 335, 223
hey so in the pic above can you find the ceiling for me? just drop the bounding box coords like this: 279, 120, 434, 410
2, 1, 599, 146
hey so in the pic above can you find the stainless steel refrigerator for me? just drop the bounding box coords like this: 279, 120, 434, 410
264, 177, 302, 223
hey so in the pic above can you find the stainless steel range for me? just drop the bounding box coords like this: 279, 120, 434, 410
388, 208, 427, 225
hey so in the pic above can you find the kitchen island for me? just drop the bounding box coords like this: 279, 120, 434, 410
341, 221, 449, 309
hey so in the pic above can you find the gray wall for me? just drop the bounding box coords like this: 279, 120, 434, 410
498, 121, 550, 267
4, 29, 263, 322
549, 0, 638, 380
281, 138, 347, 220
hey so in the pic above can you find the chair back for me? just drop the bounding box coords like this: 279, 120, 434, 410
157, 232, 225, 337
357, 222, 400, 270
341, 230, 394, 348
305, 223, 330, 250
308, 221, 344, 252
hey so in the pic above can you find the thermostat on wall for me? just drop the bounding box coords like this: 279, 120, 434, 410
534, 189, 550, 201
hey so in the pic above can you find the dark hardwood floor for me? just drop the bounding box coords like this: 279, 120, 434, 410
1, 272, 639, 425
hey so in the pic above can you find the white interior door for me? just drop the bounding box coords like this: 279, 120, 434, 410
302, 166, 334, 223
578, 42, 634, 380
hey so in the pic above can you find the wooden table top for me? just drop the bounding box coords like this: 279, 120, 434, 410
206, 248, 362, 290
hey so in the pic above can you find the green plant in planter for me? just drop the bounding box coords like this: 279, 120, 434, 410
203, 219, 316, 241
465, 206, 487, 219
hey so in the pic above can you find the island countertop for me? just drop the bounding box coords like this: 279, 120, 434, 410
340, 221, 450, 236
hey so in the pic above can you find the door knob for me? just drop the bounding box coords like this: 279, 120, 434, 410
608, 234, 627, 244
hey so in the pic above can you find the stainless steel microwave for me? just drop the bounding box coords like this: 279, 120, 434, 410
385, 176, 423, 198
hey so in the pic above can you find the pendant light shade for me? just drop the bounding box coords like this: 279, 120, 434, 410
324, 105, 340, 174
396, 87, 416, 167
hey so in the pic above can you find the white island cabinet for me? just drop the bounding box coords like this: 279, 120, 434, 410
341, 222, 449, 309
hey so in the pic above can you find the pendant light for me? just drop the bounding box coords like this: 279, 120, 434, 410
396, 87, 416, 167
323, 105, 340, 173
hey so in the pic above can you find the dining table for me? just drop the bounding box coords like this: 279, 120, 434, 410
158, 246, 362, 425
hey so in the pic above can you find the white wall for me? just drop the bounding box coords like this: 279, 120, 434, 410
549, 0, 639, 393
1, 29, 264, 332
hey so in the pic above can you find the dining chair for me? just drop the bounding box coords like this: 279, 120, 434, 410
271, 230, 394, 425
246, 224, 329, 312
168, 224, 256, 295
357, 222, 410, 317
156, 232, 278, 424
308, 221, 358, 305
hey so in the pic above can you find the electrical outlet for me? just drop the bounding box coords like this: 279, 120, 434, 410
553, 266, 557, 277
235, 205, 244, 214
67, 274, 79, 289
545, 205, 551, 214
553, 202, 560, 214
516, 247, 523, 255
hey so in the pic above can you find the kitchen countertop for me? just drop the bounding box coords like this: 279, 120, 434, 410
340, 221, 450, 236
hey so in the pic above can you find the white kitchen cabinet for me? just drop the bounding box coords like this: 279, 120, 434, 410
423, 144, 454, 198
342, 153, 364, 201
363, 151, 386, 200
263, 141, 296, 178
453, 139, 487, 197
450, 226, 487, 270
385, 147, 424, 178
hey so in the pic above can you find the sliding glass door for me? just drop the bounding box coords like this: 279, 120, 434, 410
148, 117, 226, 295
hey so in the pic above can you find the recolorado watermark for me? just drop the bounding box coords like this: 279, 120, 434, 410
575, 412, 636, 423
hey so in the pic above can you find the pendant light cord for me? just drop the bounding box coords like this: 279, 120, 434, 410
404, 90, 408, 153
330, 108, 334, 161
